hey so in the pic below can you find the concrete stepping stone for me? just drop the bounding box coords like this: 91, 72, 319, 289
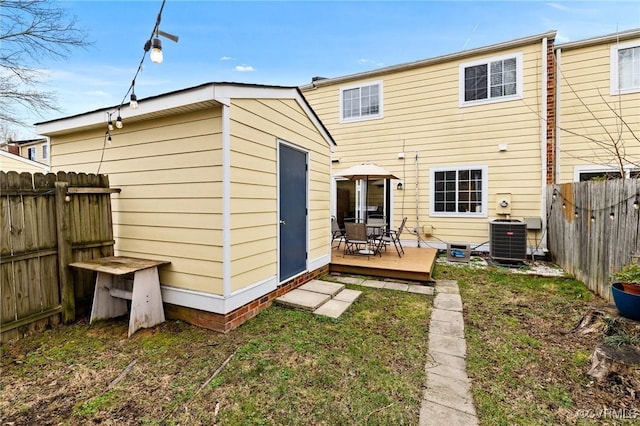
408, 285, 435, 295
383, 282, 409, 291
313, 299, 352, 319
275, 289, 331, 311
360, 279, 386, 289
333, 288, 362, 303
299, 280, 344, 296
327, 276, 365, 285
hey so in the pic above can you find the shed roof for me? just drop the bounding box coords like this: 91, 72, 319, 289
36, 82, 335, 146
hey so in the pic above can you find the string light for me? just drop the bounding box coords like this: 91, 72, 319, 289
100, 0, 179, 151
106, 131, 112, 146
115, 112, 123, 129
549, 185, 640, 225
150, 36, 163, 64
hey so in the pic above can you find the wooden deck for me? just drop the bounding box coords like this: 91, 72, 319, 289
330, 245, 437, 282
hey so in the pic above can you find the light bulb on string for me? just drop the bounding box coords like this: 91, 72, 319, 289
107, 120, 114, 131
130, 93, 138, 109
562, 202, 566, 209
610, 211, 615, 220
150, 36, 163, 64
591, 215, 596, 222
574, 209, 579, 218
634, 198, 639, 210
116, 113, 123, 129
106, 131, 112, 146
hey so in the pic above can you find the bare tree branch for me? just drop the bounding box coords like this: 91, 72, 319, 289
0, 0, 89, 128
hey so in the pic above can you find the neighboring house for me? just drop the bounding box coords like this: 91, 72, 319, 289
36, 82, 335, 332
301, 31, 557, 253
0, 149, 50, 173
10, 138, 50, 166
554, 29, 640, 183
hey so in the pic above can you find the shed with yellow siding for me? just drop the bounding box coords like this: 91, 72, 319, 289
302, 31, 557, 254
36, 82, 335, 332
555, 29, 640, 183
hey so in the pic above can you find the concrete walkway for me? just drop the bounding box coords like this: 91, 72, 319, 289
420, 279, 478, 425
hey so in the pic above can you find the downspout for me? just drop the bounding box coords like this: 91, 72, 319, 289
540, 37, 549, 252
415, 151, 420, 248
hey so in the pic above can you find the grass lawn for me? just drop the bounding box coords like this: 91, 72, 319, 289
0, 283, 431, 425
436, 264, 640, 426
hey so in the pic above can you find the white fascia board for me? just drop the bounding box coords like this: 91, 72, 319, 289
36, 84, 218, 136
213, 85, 335, 148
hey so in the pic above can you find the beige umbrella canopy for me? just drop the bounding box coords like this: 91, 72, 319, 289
334, 162, 399, 180
335, 162, 399, 221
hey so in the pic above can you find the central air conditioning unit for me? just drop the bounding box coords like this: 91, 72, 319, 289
489, 219, 527, 262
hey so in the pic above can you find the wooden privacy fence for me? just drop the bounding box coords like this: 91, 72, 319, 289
547, 179, 640, 301
1, 171, 119, 342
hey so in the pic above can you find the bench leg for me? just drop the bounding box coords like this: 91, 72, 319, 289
129, 267, 165, 337
90, 272, 128, 323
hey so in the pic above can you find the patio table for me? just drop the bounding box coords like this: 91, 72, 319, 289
69, 256, 170, 337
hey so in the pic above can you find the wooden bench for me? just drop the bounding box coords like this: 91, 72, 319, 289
69, 256, 170, 337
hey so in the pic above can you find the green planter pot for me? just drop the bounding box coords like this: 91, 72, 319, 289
611, 282, 640, 321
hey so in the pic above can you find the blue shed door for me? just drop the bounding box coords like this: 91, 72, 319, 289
279, 143, 307, 282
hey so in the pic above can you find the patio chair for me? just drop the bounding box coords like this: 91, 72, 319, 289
380, 216, 407, 257
331, 216, 345, 249
344, 222, 373, 259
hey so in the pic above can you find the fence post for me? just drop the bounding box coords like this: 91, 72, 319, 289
55, 181, 75, 323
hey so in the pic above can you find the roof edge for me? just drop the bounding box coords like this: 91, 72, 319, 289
555, 28, 640, 51
300, 30, 557, 90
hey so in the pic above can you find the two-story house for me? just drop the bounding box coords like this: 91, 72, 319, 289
554, 29, 640, 183
301, 31, 557, 254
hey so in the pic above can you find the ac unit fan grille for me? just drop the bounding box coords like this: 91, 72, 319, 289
490, 220, 527, 261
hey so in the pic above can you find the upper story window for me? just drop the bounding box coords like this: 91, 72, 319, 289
340, 81, 383, 122
430, 165, 488, 217
27, 146, 36, 161
459, 52, 523, 107
42, 144, 49, 160
611, 41, 640, 95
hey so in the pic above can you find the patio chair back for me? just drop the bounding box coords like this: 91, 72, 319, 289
344, 222, 371, 258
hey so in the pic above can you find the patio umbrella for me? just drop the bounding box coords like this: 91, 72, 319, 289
335, 162, 399, 221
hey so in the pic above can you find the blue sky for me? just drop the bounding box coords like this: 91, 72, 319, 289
11, 0, 640, 139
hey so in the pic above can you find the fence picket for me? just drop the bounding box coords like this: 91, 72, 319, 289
549, 180, 640, 301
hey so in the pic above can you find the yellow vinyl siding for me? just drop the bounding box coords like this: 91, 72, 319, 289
305, 42, 546, 246
228, 98, 331, 291
0, 154, 47, 173
19, 140, 49, 164
51, 107, 225, 295
558, 38, 640, 182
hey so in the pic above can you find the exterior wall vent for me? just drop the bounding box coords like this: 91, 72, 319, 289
489, 219, 527, 262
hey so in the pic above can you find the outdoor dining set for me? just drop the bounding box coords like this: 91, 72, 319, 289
332, 216, 407, 259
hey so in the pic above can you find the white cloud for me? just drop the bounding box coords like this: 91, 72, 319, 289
545, 2, 597, 14
235, 65, 255, 72
220, 56, 235, 61
358, 58, 385, 68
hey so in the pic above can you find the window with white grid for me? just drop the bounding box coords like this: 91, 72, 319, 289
611, 41, 640, 95
430, 165, 488, 217
459, 53, 522, 106
340, 81, 383, 122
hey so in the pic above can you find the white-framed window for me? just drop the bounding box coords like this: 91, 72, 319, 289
340, 80, 383, 122
611, 41, 640, 95
430, 165, 488, 217
459, 52, 523, 107
42, 144, 49, 160
574, 165, 640, 182
27, 146, 36, 161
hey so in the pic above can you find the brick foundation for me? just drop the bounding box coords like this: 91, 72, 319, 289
164, 264, 330, 333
